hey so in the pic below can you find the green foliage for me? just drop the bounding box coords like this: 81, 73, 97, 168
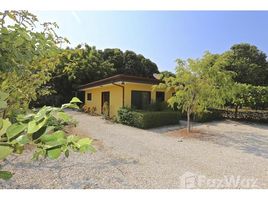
33, 45, 159, 107
159, 71, 175, 78
0, 11, 70, 116
117, 107, 135, 126
193, 110, 223, 122
157, 52, 234, 132
145, 101, 170, 111
0, 91, 94, 180
117, 107, 180, 129
132, 111, 180, 129
0, 171, 13, 180
230, 83, 268, 111
217, 109, 268, 123
221, 43, 268, 86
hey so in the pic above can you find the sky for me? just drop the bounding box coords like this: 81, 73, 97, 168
34, 11, 268, 72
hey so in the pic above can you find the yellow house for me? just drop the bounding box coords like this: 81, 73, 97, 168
78, 74, 173, 117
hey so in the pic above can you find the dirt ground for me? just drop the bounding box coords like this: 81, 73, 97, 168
1, 111, 268, 189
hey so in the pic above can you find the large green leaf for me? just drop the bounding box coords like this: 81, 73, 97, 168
70, 97, 82, 103
77, 138, 92, 147
0, 146, 13, 160
56, 112, 71, 122
41, 130, 65, 143
47, 147, 62, 159
61, 103, 79, 110
34, 106, 51, 122
16, 135, 29, 145
41, 130, 66, 149
27, 117, 47, 134
0, 118, 11, 137
32, 126, 54, 141
6, 123, 27, 140
76, 138, 94, 153
0, 171, 13, 180
67, 135, 80, 143
45, 138, 66, 149
16, 113, 34, 122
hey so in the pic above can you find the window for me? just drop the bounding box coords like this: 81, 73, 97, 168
156, 91, 165, 102
87, 93, 92, 101
131, 91, 151, 109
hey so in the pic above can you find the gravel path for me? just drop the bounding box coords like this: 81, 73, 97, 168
1, 111, 268, 189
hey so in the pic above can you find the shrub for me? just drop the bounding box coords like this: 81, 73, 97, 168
117, 107, 180, 129
193, 110, 223, 122
219, 109, 268, 123
82, 105, 97, 116
146, 101, 170, 111
117, 107, 134, 126
189, 109, 268, 123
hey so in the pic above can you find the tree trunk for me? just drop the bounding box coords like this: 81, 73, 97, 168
187, 110, 191, 133
235, 105, 238, 119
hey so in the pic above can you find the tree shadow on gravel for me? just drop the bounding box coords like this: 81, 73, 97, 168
193, 130, 268, 159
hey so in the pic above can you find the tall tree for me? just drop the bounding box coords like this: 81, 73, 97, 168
35, 45, 159, 106
222, 43, 268, 86
102, 48, 124, 74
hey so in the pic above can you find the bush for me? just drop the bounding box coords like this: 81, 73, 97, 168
188, 109, 268, 123
146, 101, 170, 111
82, 105, 97, 116
117, 107, 180, 129
117, 107, 134, 126
193, 110, 223, 122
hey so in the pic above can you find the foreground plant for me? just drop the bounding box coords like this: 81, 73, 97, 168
0, 91, 95, 180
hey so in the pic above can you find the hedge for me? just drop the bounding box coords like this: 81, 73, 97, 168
117, 108, 180, 129
217, 109, 268, 123
187, 109, 268, 123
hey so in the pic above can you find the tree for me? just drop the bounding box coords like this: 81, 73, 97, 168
0, 11, 94, 180
34, 45, 160, 107
0, 11, 69, 116
102, 48, 124, 74
230, 83, 251, 118
222, 43, 268, 86
157, 52, 234, 132
123, 50, 159, 77
159, 70, 175, 78
230, 83, 268, 115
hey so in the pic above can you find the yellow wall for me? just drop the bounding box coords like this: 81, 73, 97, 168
84, 82, 173, 117
84, 84, 123, 117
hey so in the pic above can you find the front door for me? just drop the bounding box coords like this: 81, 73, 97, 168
101, 91, 110, 115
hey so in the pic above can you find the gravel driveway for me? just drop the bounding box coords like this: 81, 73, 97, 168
1, 111, 268, 189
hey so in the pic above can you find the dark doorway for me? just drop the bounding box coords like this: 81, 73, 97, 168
101, 91, 110, 115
